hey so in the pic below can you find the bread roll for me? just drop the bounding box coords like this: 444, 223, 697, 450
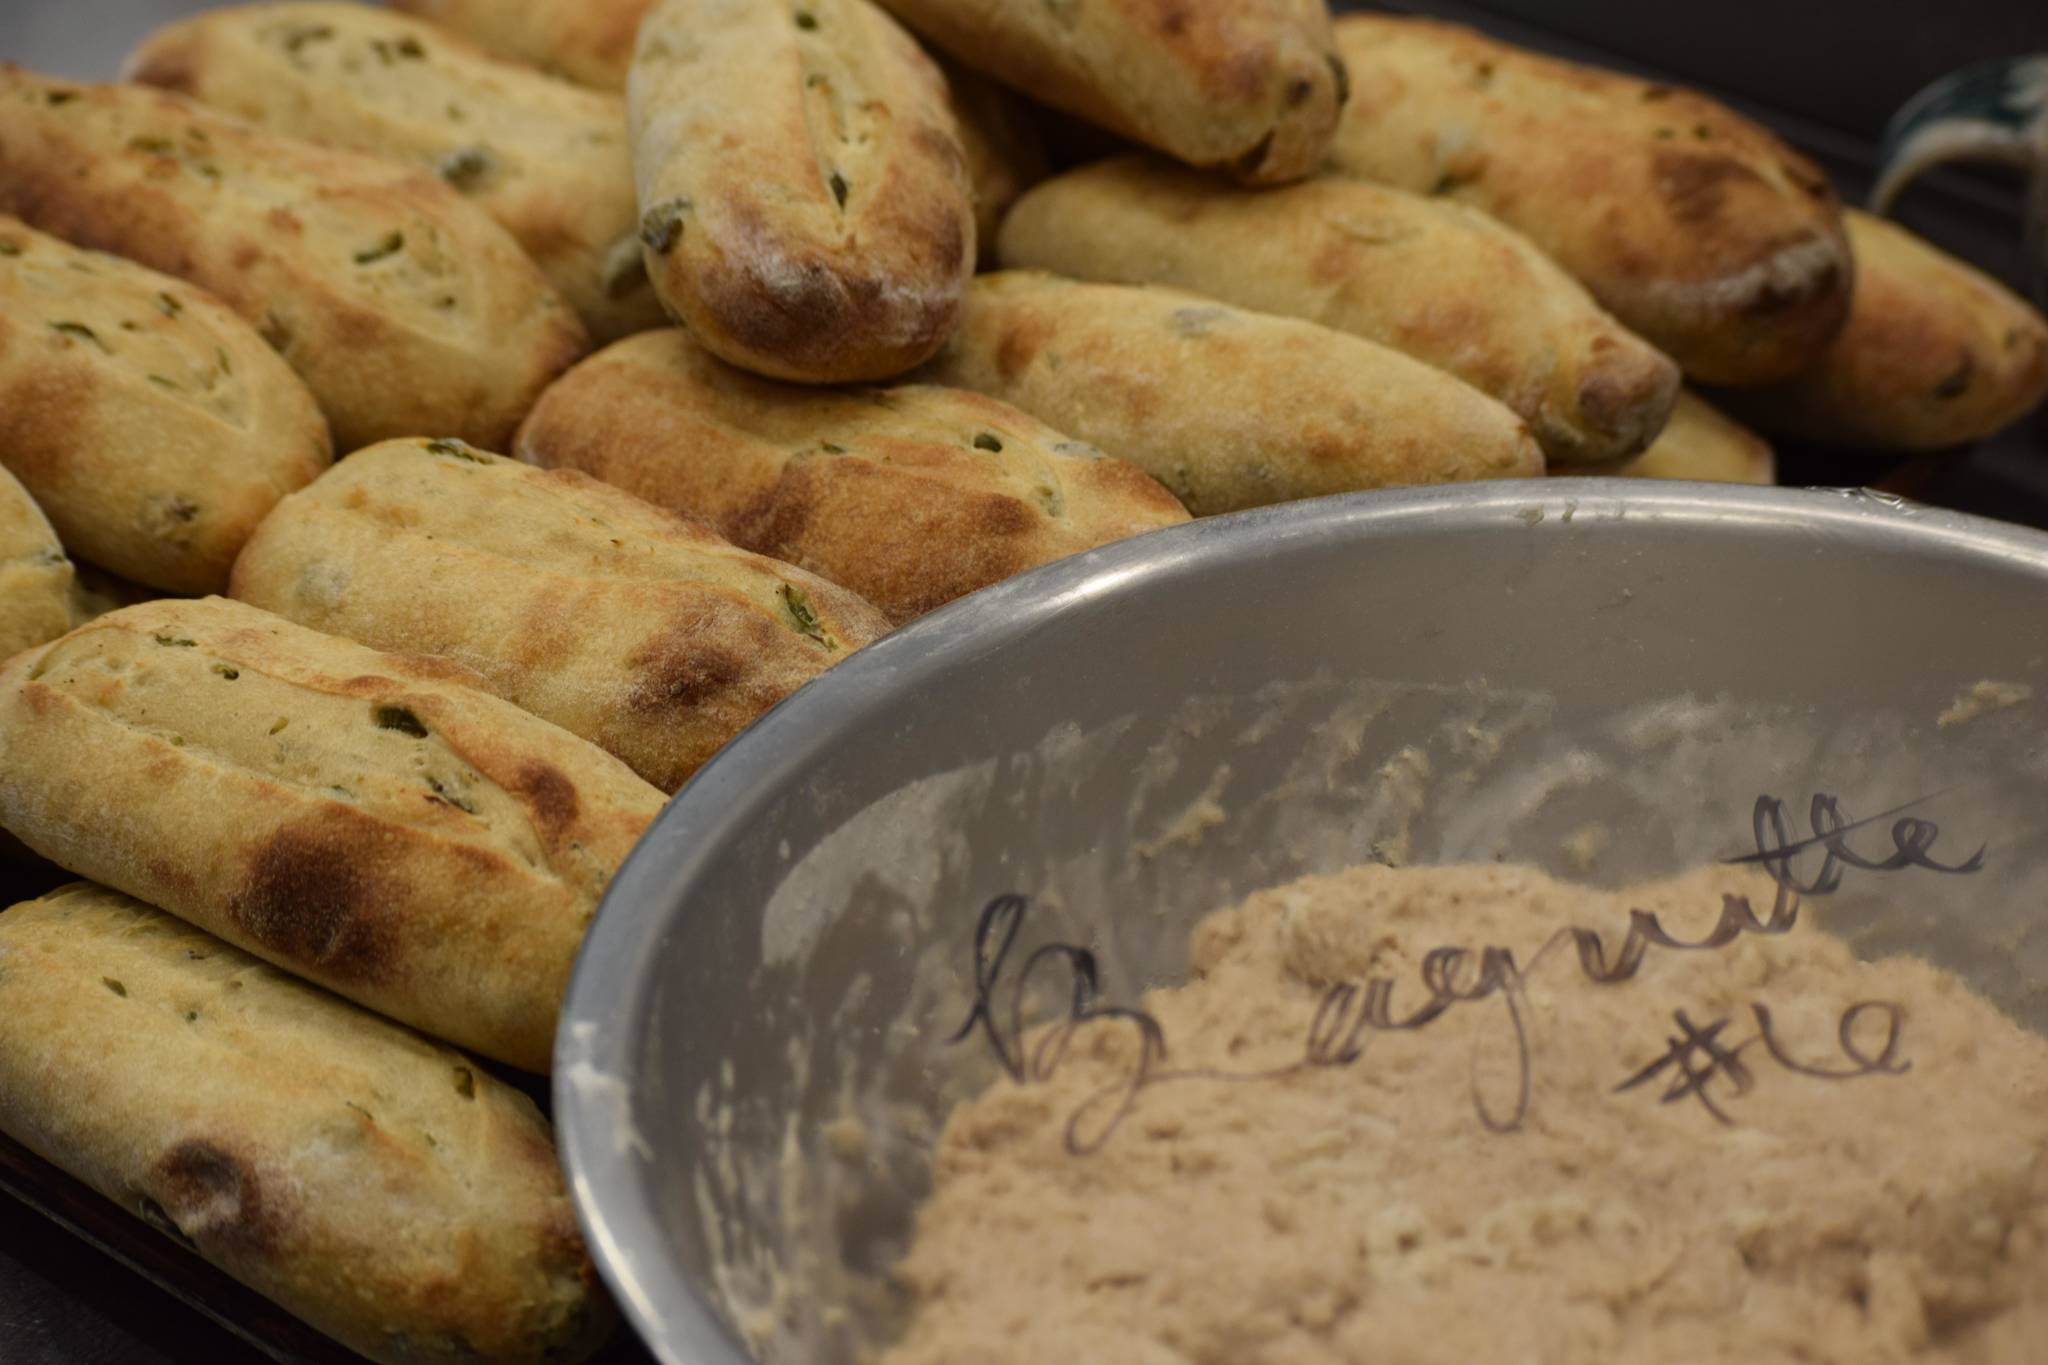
999, 156, 1679, 464
1326, 15, 1851, 387
0, 596, 666, 1072
1724, 210, 2048, 451
0, 216, 331, 594
0, 883, 610, 1365
124, 3, 663, 345
1609, 390, 1775, 484
388, 0, 650, 91
0, 66, 589, 450
875, 0, 1344, 186
515, 330, 1187, 623
629, 0, 975, 383
941, 57, 1048, 266
916, 272, 1544, 515
0, 464, 72, 662
230, 437, 891, 790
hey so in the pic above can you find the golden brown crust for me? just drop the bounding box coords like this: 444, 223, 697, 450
0, 66, 590, 450
230, 437, 891, 790
629, 0, 975, 383
514, 330, 1186, 623
1610, 390, 1775, 484
876, 0, 1344, 185
0, 464, 73, 662
1326, 15, 1851, 386
0, 216, 332, 593
389, 0, 653, 91
999, 156, 1678, 464
0, 883, 612, 1364
915, 271, 1544, 515
124, 3, 664, 345
1724, 211, 2048, 451
0, 597, 666, 1071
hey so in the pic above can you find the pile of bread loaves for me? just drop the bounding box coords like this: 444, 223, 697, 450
2, 2, 2046, 1362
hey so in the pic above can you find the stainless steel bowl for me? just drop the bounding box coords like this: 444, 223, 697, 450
556, 479, 2048, 1365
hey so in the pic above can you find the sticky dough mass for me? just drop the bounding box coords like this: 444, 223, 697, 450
879, 862, 2048, 1365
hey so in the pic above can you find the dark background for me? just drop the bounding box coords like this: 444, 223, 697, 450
4, 2, 2046, 1363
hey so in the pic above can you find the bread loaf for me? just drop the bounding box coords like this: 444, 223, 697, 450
389, 0, 650, 91
515, 330, 1187, 623
231, 437, 891, 790
1325, 15, 1851, 387
124, 3, 664, 345
941, 57, 1048, 266
0, 882, 611, 1365
875, 0, 1345, 186
1610, 390, 1775, 484
916, 272, 1544, 515
0, 66, 589, 450
0, 464, 72, 662
0, 596, 666, 1072
0, 215, 331, 593
1724, 210, 2048, 451
629, 0, 975, 383
999, 156, 1679, 464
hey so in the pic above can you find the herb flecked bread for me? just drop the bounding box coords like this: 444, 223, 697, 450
915, 272, 1544, 515
999, 156, 1680, 465
0, 215, 331, 594
1724, 210, 2048, 451
124, 2, 664, 345
1325, 15, 1851, 387
1611, 390, 1775, 484
875, 0, 1346, 186
0, 464, 73, 662
389, 0, 651, 91
514, 330, 1188, 624
230, 437, 892, 790
628, 0, 976, 383
0, 883, 612, 1365
0, 65, 589, 451
0, 596, 667, 1072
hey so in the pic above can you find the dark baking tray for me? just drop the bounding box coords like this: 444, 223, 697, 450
3, 2, 2044, 1363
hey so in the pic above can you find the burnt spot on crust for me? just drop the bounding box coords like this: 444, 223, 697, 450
692, 202, 961, 379
1652, 149, 1768, 229
512, 761, 581, 835
125, 45, 198, 96
227, 813, 400, 983
148, 1139, 283, 1255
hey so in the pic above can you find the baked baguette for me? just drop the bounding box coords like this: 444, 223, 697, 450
1325, 15, 1851, 387
0, 216, 331, 594
0, 596, 666, 1072
0, 883, 610, 1365
230, 437, 891, 790
628, 0, 975, 383
941, 57, 1048, 266
0, 66, 589, 450
124, 3, 663, 345
0, 464, 73, 662
875, 0, 1345, 186
999, 156, 1679, 465
514, 330, 1188, 623
1723, 210, 2048, 451
388, 0, 651, 91
1610, 390, 1775, 485
916, 272, 1544, 515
